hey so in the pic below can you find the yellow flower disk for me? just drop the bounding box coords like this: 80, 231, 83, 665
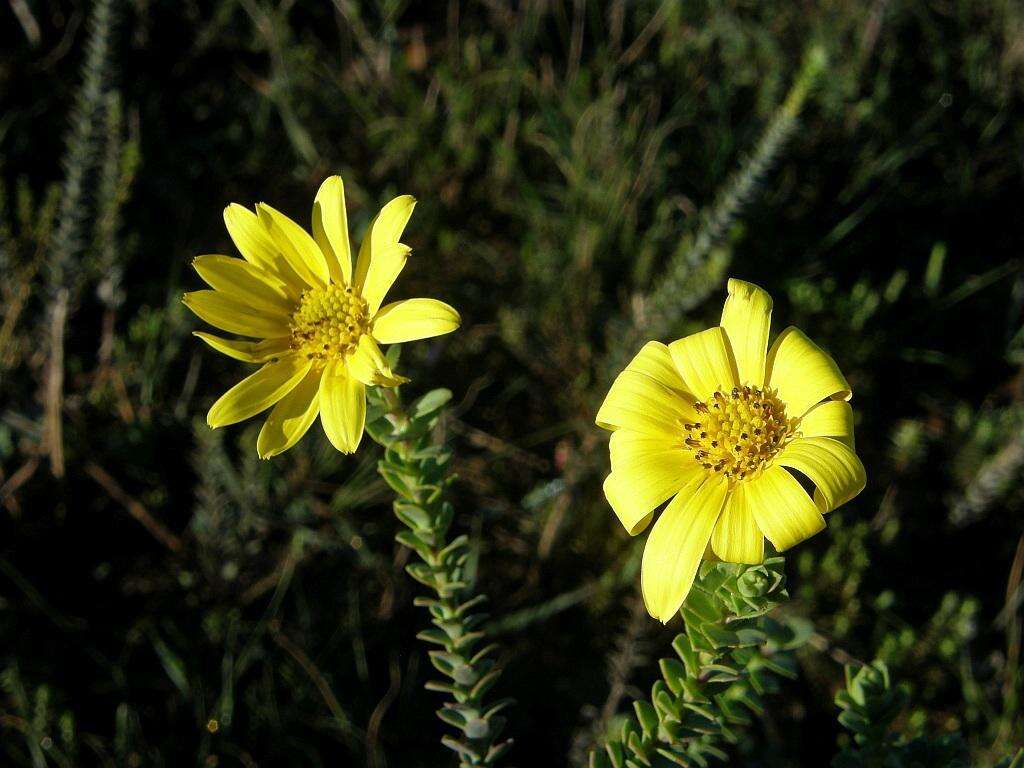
290, 284, 370, 363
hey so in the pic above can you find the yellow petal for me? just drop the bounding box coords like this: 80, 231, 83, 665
668, 327, 738, 402
346, 335, 409, 387
193, 333, 291, 363
596, 369, 698, 438
775, 436, 866, 514
711, 485, 764, 564
720, 278, 772, 387
622, 341, 690, 396
372, 298, 461, 344
256, 367, 322, 458
603, 431, 703, 535
356, 242, 412, 317
799, 400, 855, 448
319, 359, 366, 454
223, 204, 278, 269
744, 465, 825, 551
603, 476, 655, 536
257, 203, 330, 289
207, 353, 311, 428
183, 290, 291, 338
641, 475, 728, 623
766, 327, 851, 418
354, 195, 417, 314
192, 255, 294, 314
223, 204, 303, 296
312, 175, 352, 285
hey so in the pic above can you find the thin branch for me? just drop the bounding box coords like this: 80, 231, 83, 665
84, 462, 183, 553
43, 289, 69, 478
268, 620, 358, 742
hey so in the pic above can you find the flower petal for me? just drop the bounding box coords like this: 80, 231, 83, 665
357, 242, 412, 317
312, 175, 352, 285
207, 353, 311, 428
223, 204, 303, 296
775, 436, 866, 514
346, 335, 409, 387
766, 327, 851, 418
720, 278, 772, 387
641, 475, 728, 623
603, 431, 703, 535
596, 369, 698, 438
711, 485, 764, 564
799, 400, 855, 448
257, 203, 331, 289
354, 194, 417, 314
183, 290, 291, 338
668, 327, 738, 402
319, 359, 366, 454
622, 341, 691, 396
256, 367, 322, 458
744, 464, 825, 551
193, 333, 291, 363
192, 255, 294, 314
372, 298, 461, 344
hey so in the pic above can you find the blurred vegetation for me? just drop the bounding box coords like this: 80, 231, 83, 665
2, 0, 1023, 765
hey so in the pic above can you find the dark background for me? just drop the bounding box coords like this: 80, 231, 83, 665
1, 1, 1022, 765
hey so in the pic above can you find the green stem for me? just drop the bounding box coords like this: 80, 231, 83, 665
370, 387, 512, 767
589, 559, 808, 768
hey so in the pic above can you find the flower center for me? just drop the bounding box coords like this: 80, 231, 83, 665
289, 284, 369, 366
683, 385, 795, 483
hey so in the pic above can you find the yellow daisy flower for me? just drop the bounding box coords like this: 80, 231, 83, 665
596, 278, 866, 622
183, 176, 460, 458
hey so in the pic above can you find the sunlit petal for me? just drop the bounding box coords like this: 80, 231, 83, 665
711, 485, 764, 564
720, 278, 772, 387
183, 290, 290, 339
766, 327, 851, 418
256, 368, 322, 458
775, 436, 866, 514
319, 360, 367, 454
372, 298, 461, 344
207, 353, 311, 428
604, 430, 703, 534
641, 476, 728, 623
596, 370, 697, 437
312, 175, 352, 285
744, 465, 825, 551
193, 333, 291, 364
668, 327, 738, 402
257, 203, 331, 289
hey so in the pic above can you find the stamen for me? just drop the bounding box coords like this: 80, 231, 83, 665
681, 385, 794, 484
290, 284, 369, 367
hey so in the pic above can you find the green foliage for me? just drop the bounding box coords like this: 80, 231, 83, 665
1, 665, 78, 768
591, 559, 810, 767
48, 0, 117, 297
369, 386, 511, 767
833, 661, 972, 768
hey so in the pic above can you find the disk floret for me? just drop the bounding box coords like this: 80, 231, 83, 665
684, 385, 794, 483
290, 284, 369, 365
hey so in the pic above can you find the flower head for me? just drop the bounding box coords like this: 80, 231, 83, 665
184, 176, 460, 458
596, 278, 865, 622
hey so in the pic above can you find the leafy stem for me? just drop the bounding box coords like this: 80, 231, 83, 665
590, 558, 810, 768
367, 385, 512, 767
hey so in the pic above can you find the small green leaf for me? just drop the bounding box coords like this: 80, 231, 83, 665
411, 388, 452, 419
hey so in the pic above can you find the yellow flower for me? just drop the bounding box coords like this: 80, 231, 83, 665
183, 176, 461, 458
596, 278, 865, 622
